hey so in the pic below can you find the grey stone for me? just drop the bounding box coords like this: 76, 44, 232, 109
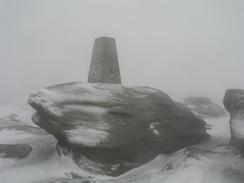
28, 82, 209, 175
224, 89, 244, 152
88, 37, 121, 84
184, 97, 226, 118
0, 144, 32, 159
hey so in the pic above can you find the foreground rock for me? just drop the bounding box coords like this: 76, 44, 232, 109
184, 97, 225, 118
28, 82, 209, 175
224, 89, 244, 152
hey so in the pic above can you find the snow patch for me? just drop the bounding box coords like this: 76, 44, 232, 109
187, 104, 196, 109
202, 105, 208, 109
29, 89, 63, 117
0, 129, 35, 144
65, 127, 110, 147
1, 98, 244, 183
63, 105, 107, 115
149, 122, 160, 135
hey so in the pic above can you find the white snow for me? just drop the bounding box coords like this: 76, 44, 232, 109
28, 83, 124, 119
1, 99, 244, 183
63, 105, 108, 115
131, 87, 161, 94
0, 152, 99, 183
28, 89, 64, 117
0, 129, 35, 144
148, 122, 160, 135
100, 116, 244, 183
203, 104, 208, 109
187, 104, 196, 109
0, 98, 35, 126
65, 127, 109, 147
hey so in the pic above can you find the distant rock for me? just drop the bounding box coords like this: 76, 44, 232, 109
0, 114, 48, 136
0, 112, 57, 163
28, 82, 209, 175
0, 144, 32, 159
224, 89, 244, 152
184, 97, 225, 118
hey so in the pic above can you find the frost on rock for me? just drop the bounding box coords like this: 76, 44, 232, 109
65, 127, 110, 147
184, 97, 226, 118
28, 82, 209, 176
0, 90, 244, 182
148, 122, 160, 135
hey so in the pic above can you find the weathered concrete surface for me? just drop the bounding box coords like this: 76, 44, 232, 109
28, 82, 209, 175
88, 37, 121, 84
223, 89, 244, 152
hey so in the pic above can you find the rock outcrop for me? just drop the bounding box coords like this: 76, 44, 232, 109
0, 144, 32, 159
184, 97, 225, 118
224, 89, 244, 152
28, 82, 209, 175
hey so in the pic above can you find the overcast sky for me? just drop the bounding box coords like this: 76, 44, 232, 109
0, 0, 244, 104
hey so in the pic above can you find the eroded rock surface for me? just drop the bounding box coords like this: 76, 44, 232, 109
0, 144, 32, 159
224, 89, 244, 152
28, 82, 209, 175
184, 97, 225, 118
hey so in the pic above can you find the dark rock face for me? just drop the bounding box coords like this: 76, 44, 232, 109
28, 82, 209, 175
0, 144, 32, 159
224, 89, 244, 152
184, 97, 225, 118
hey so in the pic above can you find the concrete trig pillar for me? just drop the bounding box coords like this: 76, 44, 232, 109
88, 37, 121, 84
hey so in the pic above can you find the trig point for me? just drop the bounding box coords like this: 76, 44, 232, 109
88, 37, 121, 84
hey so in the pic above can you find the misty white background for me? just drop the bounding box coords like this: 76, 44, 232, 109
0, 0, 243, 104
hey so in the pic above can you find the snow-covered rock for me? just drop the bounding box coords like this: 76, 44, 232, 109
0, 97, 244, 183
28, 82, 209, 175
224, 89, 244, 152
0, 144, 32, 159
184, 97, 226, 118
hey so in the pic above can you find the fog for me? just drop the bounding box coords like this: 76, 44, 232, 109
0, 0, 244, 104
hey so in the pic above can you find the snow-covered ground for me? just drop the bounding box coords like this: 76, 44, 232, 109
0, 99, 244, 183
